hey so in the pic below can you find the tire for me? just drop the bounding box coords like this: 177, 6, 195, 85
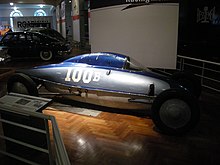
7, 73, 38, 96
171, 71, 201, 98
151, 88, 200, 135
39, 50, 53, 61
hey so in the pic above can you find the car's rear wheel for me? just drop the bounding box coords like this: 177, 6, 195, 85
7, 73, 38, 96
40, 50, 53, 61
171, 72, 201, 98
151, 88, 200, 135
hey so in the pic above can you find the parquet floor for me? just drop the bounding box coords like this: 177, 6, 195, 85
43, 90, 220, 165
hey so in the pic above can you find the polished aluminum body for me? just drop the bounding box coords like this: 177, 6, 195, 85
17, 52, 180, 109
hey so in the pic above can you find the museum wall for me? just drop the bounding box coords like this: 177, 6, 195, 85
56, 0, 78, 40
90, 1, 179, 69
0, 6, 55, 31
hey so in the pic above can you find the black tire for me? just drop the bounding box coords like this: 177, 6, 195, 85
39, 50, 53, 61
171, 71, 201, 98
151, 88, 200, 135
7, 73, 38, 96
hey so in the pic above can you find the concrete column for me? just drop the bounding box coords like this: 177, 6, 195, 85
72, 0, 80, 42
60, 1, 66, 38
56, 5, 61, 33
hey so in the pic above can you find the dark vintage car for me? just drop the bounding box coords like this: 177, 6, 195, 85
7, 52, 201, 135
0, 30, 72, 61
24, 27, 66, 43
0, 46, 10, 63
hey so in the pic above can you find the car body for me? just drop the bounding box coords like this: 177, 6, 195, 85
0, 46, 10, 63
0, 30, 72, 61
7, 52, 201, 135
24, 27, 66, 43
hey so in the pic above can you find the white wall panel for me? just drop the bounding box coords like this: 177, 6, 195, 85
91, 4, 179, 69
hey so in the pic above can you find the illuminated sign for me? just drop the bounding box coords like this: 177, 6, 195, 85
17, 21, 50, 28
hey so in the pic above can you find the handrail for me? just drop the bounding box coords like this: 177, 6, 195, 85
152, 55, 220, 93
177, 55, 220, 66
0, 94, 70, 165
50, 115, 71, 165
177, 55, 220, 92
0, 150, 41, 165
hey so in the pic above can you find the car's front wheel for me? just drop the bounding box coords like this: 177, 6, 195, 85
151, 88, 200, 135
39, 50, 53, 61
7, 73, 38, 96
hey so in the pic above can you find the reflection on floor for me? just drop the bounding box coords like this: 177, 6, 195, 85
43, 90, 220, 165
48, 102, 101, 117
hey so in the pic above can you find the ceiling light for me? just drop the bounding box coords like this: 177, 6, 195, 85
69, 1, 71, 3
39, 4, 44, 8
10, 3, 14, 6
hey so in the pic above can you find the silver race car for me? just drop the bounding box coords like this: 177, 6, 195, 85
7, 52, 201, 135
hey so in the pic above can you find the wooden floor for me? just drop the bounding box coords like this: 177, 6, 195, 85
43, 91, 220, 165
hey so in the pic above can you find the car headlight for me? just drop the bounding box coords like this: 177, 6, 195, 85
58, 51, 64, 55
58, 49, 71, 56
0, 57, 5, 62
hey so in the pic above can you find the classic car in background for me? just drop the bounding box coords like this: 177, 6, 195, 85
0, 46, 10, 63
0, 30, 72, 61
7, 52, 201, 135
24, 27, 66, 42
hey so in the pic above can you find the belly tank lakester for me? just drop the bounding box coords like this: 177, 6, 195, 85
7, 52, 201, 135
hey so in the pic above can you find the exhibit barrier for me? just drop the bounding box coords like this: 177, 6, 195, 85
153, 55, 220, 93
0, 94, 70, 165
177, 55, 220, 92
